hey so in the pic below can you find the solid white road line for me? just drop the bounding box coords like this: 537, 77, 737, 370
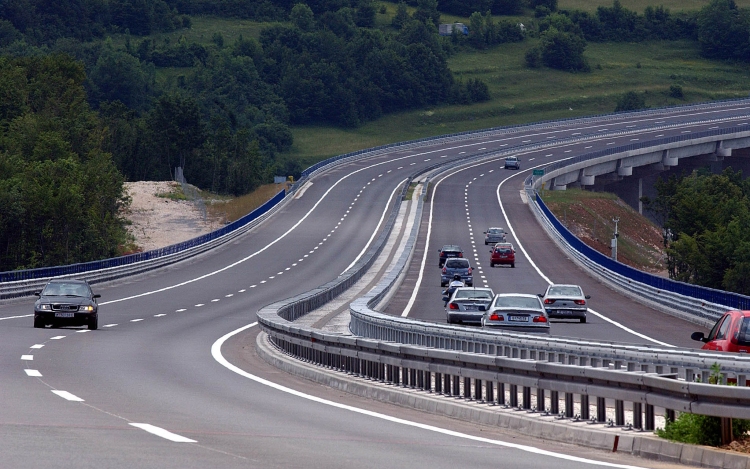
212, 324, 649, 469
129, 423, 196, 443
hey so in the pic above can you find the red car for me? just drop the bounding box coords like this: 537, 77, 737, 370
489, 242, 515, 268
692, 310, 750, 353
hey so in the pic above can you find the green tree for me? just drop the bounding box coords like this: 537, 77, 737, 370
392, 2, 410, 30
540, 27, 589, 72
413, 0, 440, 28
290, 3, 316, 31
697, 0, 750, 60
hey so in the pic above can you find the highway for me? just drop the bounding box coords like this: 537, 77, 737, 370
2, 101, 749, 468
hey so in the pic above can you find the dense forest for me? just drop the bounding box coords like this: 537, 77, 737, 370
643, 169, 750, 296
1, 0, 750, 270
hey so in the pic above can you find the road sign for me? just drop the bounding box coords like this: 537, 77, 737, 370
533, 169, 545, 176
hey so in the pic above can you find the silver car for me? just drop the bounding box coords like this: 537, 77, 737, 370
539, 284, 590, 323
504, 156, 520, 169
483, 227, 506, 245
482, 293, 550, 333
445, 287, 495, 325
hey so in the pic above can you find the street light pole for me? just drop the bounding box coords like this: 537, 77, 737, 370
611, 217, 620, 261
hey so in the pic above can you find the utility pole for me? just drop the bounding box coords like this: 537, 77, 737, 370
611, 217, 620, 261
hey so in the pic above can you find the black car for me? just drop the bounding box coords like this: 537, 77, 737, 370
438, 245, 464, 268
34, 279, 100, 330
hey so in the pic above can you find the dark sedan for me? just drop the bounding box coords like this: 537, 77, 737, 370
34, 279, 100, 330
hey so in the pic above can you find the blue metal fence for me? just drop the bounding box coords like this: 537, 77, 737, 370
0, 189, 286, 283
535, 193, 750, 311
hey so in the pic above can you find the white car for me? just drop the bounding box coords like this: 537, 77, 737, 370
482, 293, 550, 333
539, 284, 590, 323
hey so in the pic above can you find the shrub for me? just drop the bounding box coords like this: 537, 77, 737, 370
615, 91, 646, 112
669, 84, 684, 99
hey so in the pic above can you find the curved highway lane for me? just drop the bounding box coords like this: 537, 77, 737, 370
2, 102, 749, 468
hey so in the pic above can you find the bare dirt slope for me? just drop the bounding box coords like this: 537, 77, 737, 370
122, 181, 218, 252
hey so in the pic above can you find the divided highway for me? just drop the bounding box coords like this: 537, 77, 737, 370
2, 102, 749, 468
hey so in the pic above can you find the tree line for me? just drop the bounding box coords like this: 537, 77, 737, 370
643, 168, 750, 296
0, 56, 129, 271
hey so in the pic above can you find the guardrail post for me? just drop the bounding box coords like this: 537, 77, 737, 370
596, 397, 606, 422
665, 409, 675, 423
510, 385, 518, 407
565, 393, 574, 418
410, 369, 417, 389
475, 379, 482, 401
645, 404, 655, 431
615, 400, 625, 426
536, 388, 545, 412
550, 391, 559, 414
633, 402, 642, 429
721, 418, 733, 445
452, 375, 460, 396
487, 381, 494, 404
464, 377, 472, 400
580, 394, 589, 420
435, 373, 442, 393
497, 382, 505, 406
523, 387, 531, 410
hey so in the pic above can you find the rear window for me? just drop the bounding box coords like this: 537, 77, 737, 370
446, 259, 469, 268
495, 247, 512, 254
737, 317, 750, 346
548, 286, 582, 296
488, 229, 503, 234
494, 296, 541, 310
455, 290, 492, 300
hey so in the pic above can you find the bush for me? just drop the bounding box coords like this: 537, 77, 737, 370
669, 84, 684, 99
657, 413, 750, 446
615, 91, 646, 112
525, 47, 543, 68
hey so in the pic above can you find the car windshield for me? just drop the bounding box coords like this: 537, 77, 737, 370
446, 259, 469, 268
42, 283, 89, 297
494, 296, 541, 309
455, 290, 493, 300
548, 286, 582, 296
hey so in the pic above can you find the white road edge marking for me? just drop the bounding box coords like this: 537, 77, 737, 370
129, 423, 196, 443
52, 390, 84, 401
212, 324, 648, 469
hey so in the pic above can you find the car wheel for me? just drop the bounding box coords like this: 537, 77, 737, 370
467, 282, 473, 287
33, 317, 44, 328
440, 282, 446, 287
580, 317, 586, 324
511, 263, 515, 268
88, 315, 98, 330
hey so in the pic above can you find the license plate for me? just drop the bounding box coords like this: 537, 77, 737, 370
557, 310, 572, 315
508, 315, 529, 322
464, 305, 477, 311
54, 312, 75, 318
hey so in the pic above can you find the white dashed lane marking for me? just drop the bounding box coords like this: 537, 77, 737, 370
52, 390, 84, 402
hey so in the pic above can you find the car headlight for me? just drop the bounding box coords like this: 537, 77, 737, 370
79, 305, 94, 312
38, 304, 51, 311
